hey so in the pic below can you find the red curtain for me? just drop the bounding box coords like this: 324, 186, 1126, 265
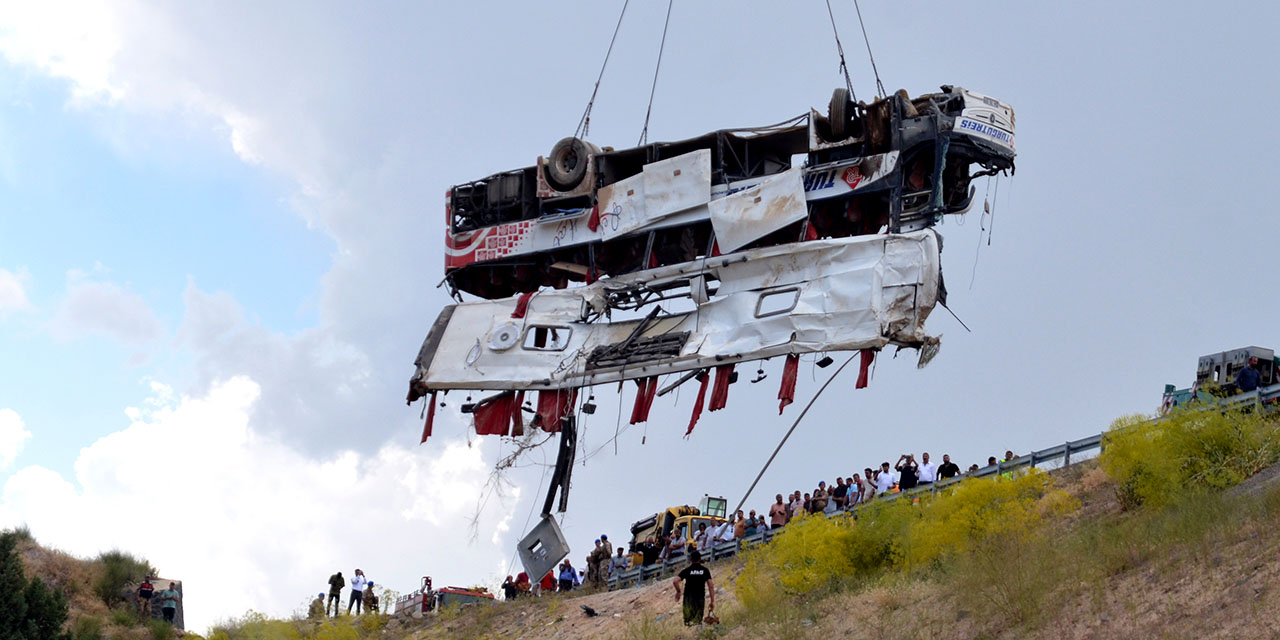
856, 349, 875, 389
420, 391, 437, 444
709, 364, 735, 412
473, 392, 517, 436
536, 389, 577, 433
777, 354, 799, 414
629, 376, 659, 424
685, 371, 709, 437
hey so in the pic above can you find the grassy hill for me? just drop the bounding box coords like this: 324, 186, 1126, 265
31, 405, 1280, 639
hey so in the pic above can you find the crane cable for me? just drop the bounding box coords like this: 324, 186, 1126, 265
637, 0, 674, 146
732, 353, 858, 516
852, 0, 886, 99
575, 0, 631, 140
824, 0, 856, 100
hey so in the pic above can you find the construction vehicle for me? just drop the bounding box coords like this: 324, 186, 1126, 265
627, 495, 728, 563
392, 576, 494, 617
1162, 346, 1279, 412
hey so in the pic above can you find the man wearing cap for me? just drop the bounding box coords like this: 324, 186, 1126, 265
593, 534, 613, 588
362, 582, 378, 613
308, 593, 326, 619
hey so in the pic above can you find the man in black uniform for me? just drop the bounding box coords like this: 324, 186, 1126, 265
672, 550, 714, 626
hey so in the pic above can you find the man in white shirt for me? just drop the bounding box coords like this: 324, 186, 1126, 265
874, 462, 896, 494
348, 569, 368, 615
917, 452, 938, 487
712, 519, 735, 545
693, 522, 710, 552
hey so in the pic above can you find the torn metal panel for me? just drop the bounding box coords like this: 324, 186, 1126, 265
643, 149, 711, 218
708, 167, 808, 252
409, 230, 941, 392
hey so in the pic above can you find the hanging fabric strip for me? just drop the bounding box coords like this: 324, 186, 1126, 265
856, 349, 875, 389
709, 364, 735, 411
511, 292, 534, 319
420, 391, 437, 444
536, 388, 578, 433
638, 375, 659, 423
777, 354, 800, 414
473, 391, 516, 436
510, 390, 525, 437
629, 378, 650, 425
586, 205, 601, 232
685, 370, 709, 437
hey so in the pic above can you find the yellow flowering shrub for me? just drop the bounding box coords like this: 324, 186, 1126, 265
1100, 408, 1280, 508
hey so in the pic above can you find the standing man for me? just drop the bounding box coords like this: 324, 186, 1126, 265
326, 571, 344, 616
362, 582, 378, 613
348, 568, 367, 615
938, 454, 960, 480
1237, 356, 1262, 392
896, 454, 919, 490
875, 462, 895, 495
558, 560, 577, 592
769, 494, 788, 529
610, 546, 630, 576
673, 550, 714, 626
158, 582, 180, 625
829, 477, 846, 510
136, 576, 155, 617
917, 452, 937, 487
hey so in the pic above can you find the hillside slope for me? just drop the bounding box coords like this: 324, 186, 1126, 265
384, 460, 1280, 640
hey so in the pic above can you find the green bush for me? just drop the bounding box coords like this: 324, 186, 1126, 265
92, 550, 157, 606
71, 617, 103, 640
1100, 408, 1280, 508
108, 607, 138, 627
0, 531, 71, 640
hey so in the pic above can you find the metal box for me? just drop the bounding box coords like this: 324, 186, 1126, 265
517, 514, 570, 582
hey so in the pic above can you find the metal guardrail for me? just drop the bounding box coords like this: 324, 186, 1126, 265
606, 432, 1104, 589
604, 383, 1280, 590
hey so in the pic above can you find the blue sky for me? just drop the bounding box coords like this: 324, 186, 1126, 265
0, 61, 333, 475
0, 0, 1277, 632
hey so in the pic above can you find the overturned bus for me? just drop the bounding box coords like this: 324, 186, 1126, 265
410, 85, 1014, 411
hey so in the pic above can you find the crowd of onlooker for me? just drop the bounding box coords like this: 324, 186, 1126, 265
497, 449, 1017, 600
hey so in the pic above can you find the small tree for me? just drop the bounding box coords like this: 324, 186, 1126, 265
0, 531, 71, 640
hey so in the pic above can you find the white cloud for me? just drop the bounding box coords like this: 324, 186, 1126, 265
51, 276, 162, 345
0, 268, 32, 313
0, 410, 32, 469
0, 377, 516, 633
0, 0, 124, 102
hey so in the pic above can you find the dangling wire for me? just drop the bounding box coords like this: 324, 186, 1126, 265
824, 0, 856, 99
970, 175, 998, 290
576, 0, 631, 140
638, 0, 674, 146
852, 0, 886, 99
